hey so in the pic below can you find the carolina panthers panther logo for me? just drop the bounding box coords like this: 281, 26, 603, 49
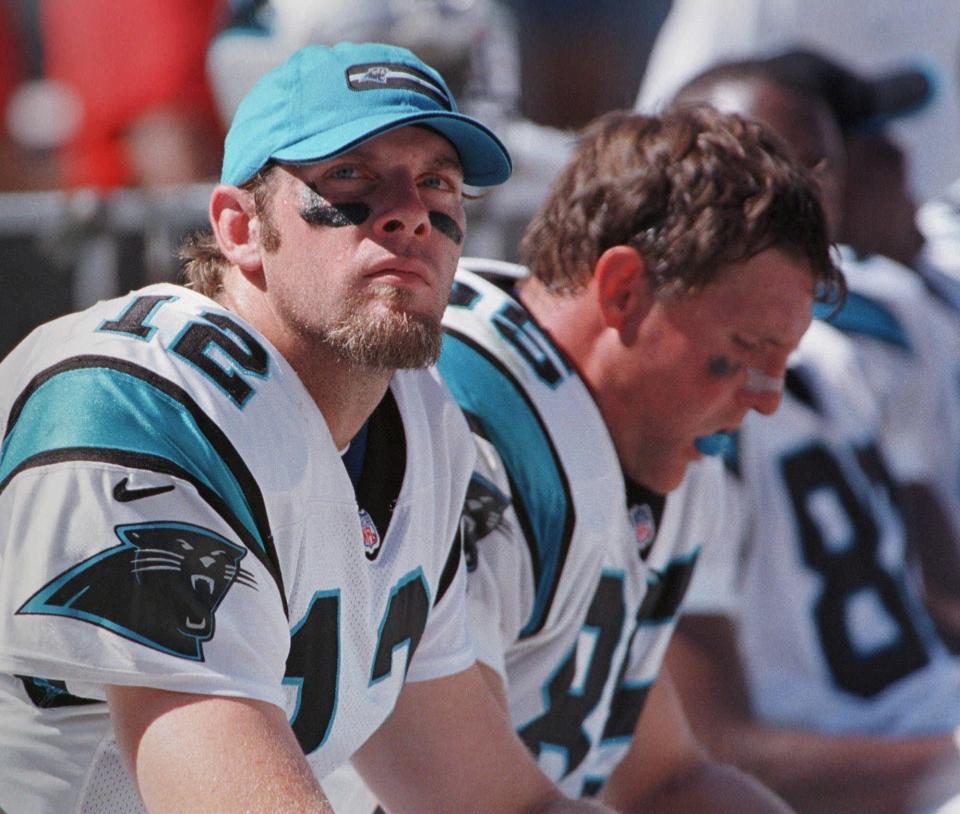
17, 522, 256, 660
460, 473, 511, 572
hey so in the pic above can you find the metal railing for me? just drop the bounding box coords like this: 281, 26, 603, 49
0, 180, 537, 360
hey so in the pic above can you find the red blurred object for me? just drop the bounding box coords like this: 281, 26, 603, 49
41, 0, 227, 189
0, 0, 26, 120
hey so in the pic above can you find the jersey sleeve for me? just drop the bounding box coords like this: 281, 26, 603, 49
404, 532, 475, 683
681, 464, 750, 618
460, 436, 534, 680
0, 351, 291, 707
403, 373, 480, 684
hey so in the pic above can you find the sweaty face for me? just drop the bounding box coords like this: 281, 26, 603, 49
614, 248, 815, 492
256, 126, 466, 369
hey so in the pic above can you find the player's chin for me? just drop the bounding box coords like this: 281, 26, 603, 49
374, 287, 445, 324
658, 464, 691, 493
643, 454, 691, 494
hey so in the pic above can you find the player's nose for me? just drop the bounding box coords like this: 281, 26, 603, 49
373, 172, 431, 239
737, 365, 785, 416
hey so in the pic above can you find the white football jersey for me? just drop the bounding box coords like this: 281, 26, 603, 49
822, 248, 960, 560
0, 284, 475, 813
439, 266, 724, 797
687, 320, 960, 734
919, 177, 960, 298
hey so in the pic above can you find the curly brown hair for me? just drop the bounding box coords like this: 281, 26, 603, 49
178, 165, 280, 299
519, 106, 844, 305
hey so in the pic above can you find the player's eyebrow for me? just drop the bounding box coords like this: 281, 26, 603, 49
737, 330, 793, 351
416, 152, 465, 183
426, 154, 464, 174
758, 334, 793, 350
331, 144, 463, 178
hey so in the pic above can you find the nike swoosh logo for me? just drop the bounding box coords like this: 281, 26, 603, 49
113, 478, 175, 502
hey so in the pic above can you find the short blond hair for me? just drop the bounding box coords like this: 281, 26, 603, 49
178, 165, 278, 299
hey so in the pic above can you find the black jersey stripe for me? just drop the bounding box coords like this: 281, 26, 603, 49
434, 530, 463, 607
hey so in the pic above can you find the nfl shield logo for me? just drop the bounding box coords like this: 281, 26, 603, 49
359, 509, 382, 560
629, 503, 656, 559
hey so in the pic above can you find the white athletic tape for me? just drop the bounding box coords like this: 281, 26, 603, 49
744, 367, 783, 394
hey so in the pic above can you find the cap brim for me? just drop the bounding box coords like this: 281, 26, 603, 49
272, 110, 512, 187
867, 68, 935, 125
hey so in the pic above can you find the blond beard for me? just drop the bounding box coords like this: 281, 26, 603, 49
320, 284, 442, 370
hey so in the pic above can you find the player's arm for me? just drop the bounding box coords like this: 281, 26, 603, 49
598, 667, 793, 813
896, 480, 960, 649
107, 685, 333, 813
351, 663, 613, 814
665, 614, 960, 814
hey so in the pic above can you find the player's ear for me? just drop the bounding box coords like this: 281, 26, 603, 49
594, 245, 653, 335
209, 184, 264, 275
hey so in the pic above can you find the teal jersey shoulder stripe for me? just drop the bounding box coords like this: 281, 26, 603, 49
439, 330, 574, 638
1, 356, 286, 612
814, 292, 910, 351
2, 363, 258, 542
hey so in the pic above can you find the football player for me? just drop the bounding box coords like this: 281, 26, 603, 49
0, 42, 611, 814
664, 54, 960, 813
434, 107, 841, 810
668, 320, 960, 813
324, 105, 841, 812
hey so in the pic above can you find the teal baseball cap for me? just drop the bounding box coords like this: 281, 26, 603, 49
221, 41, 512, 187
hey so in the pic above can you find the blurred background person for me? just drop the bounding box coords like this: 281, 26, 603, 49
9, 0, 226, 191
2, 0, 666, 358
636, 0, 959, 203
659, 55, 960, 813
674, 45, 960, 644
667, 316, 960, 814
0, 0, 229, 361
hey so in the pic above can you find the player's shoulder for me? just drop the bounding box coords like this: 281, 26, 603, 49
443, 260, 574, 393
793, 318, 861, 376
817, 248, 931, 352
0, 284, 331, 481
838, 248, 926, 296
445, 261, 528, 328
13, 282, 293, 385
831, 248, 960, 362
722, 323, 882, 476
776, 321, 880, 438
5, 284, 268, 380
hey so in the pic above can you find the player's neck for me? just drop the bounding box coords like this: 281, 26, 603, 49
291, 352, 393, 450
519, 277, 605, 374
217, 283, 393, 448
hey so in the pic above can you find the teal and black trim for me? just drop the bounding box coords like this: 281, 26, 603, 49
1, 355, 286, 614
814, 291, 910, 351
439, 330, 574, 638
17, 675, 99, 709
